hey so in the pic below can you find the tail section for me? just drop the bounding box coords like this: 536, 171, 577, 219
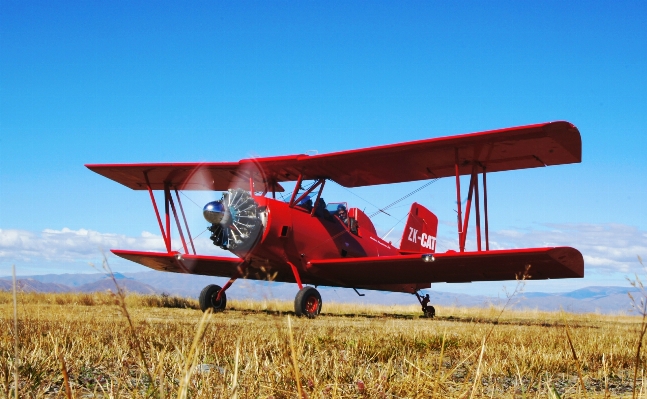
399, 202, 438, 253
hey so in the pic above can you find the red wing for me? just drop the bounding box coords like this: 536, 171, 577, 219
85, 160, 293, 192
87, 121, 580, 189
112, 250, 246, 276
305, 247, 583, 286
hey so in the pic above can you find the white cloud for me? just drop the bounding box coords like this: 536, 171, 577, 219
1, 223, 646, 276
484, 223, 647, 274
0, 227, 230, 264
409, 222, 646, 275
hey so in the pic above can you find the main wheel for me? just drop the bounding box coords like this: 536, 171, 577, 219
425, 305, 436, 318
294, 286, 322, 318
199, 284, 227, 312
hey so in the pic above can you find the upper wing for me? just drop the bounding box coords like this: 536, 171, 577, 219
305, 247, 584, 286
112, 250, 246, 276
301, 121, 581, 187
85, 157, 295, 192
86, 121, 580, 190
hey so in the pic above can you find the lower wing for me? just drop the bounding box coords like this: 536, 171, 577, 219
305, 247, 583, 286
111, 250, 245, 276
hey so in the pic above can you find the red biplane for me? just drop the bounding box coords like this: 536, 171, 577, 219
86, 121, 584, 318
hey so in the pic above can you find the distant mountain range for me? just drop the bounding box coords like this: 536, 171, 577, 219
0, 272, 157, 294
0, 271, 641, 314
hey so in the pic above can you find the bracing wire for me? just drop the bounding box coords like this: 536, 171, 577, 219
331, 182, 385, 214
175, 228, 209, 252
381, 212, 411, 241
179, 191, 202, 209
331, 178, 439, 220
368, 179, 439, 218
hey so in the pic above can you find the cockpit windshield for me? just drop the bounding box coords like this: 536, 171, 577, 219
297, 196, 313, 211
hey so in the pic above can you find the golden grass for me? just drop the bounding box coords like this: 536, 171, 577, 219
1, 290, 646, 398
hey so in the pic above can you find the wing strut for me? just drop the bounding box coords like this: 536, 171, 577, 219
455, 157, 490, 253
166, 183, 190, 255
483, 167, 489, 251
454, 148, 463, 245
145, 171, 170, 253
290, 178, 325, 208
174, 189, 196, 255
143, 172, 196, 255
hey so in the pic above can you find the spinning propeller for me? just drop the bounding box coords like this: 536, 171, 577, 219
203, 188, 262, 251
181, 158, 274, 254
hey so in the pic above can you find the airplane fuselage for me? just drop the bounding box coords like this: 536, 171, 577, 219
231, 196, 400, 286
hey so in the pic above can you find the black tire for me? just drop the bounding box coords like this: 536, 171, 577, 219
199, 284, 227, 312
294, 286, 322, 318
425, 305, 436, 318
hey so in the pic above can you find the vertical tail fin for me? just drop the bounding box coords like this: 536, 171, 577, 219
399, 202, 438, 253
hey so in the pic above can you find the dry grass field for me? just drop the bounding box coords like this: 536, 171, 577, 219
1, 287, 647, 398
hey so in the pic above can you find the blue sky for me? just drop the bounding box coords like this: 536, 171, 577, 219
1, 1, 646, 297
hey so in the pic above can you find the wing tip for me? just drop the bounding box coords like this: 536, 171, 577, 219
548, 246, 585, 278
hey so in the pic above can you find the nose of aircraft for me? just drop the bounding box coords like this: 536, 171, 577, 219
203, 201, 227, 224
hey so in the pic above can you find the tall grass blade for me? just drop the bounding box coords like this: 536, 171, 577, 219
98, 252, 155, 387
629, 256, 647, 399
287, 316, 304, 398
177, 308, 213, 399
59, 351, 74, 399
562, 314, 587, 396
12, 265, 18, 399
231, 339, 240, 399
469, 337, 486, 399
432, 329, 446, 398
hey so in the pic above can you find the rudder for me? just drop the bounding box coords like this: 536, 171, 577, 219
399, 202, 438, 253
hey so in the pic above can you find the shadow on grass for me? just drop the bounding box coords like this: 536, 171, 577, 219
222, 307, 598, 328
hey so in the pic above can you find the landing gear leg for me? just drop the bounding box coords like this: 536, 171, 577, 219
288, 261, 322, 318
199, 264, 249, 313
294, 286, 322, 318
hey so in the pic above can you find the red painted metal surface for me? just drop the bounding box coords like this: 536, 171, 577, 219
86, 121, 581, 190
288, 174, 303, 207
292, 179, 323, 208
93, 121, 584, 298
112, 244, 583, 289
164, 185, 171, 253
144, 172, 169, 253
174, 189, 196, 255
288, 262, 303, 290
167, 191, 189, 254
306, 247, 584, 286
459, 164, 478, 252
482, 168, 489, 251
399, 203, 438, 254
111, 250, 244, 276
474, 171, 482, 252
216, 278, 236, 301
454, 148, 462, 244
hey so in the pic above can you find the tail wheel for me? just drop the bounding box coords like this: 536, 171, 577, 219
199, 284, 227, 312
294, 286, 322, 318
